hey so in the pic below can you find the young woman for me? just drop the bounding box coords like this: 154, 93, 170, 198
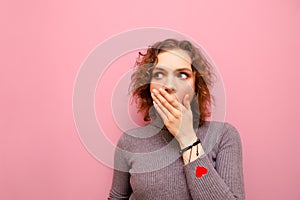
108, 39, 245, 199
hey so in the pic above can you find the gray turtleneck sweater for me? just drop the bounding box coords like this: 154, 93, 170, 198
108, 118, 245, 200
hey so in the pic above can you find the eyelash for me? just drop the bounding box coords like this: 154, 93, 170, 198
152, 72, 190, 79
177, 72, 189, 79
153, 72, 164, 79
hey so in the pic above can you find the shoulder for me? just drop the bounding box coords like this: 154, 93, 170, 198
200, 121, 242, 150
202, 121, 240, 137
215, 121, 242, 151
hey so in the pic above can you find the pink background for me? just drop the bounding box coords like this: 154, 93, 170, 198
1, 0, 300, 199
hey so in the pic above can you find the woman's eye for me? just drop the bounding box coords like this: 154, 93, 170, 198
177, 72, 189, 79
153, 72, 164, 79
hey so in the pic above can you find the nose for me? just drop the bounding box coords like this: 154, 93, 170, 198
163, 77, 176, 94
164, 87, 175, 94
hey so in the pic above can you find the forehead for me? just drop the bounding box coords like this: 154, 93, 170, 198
155, 49, 192, 70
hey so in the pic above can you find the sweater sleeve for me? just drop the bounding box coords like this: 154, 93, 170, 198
108, 135, 132, 200
183, 123, 245, 200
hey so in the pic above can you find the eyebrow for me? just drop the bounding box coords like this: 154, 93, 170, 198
153, 66, 193, 72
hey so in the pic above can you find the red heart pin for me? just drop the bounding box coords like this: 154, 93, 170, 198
196, 166, 208, 178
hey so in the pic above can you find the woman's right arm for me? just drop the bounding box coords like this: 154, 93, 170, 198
108, 170, 132, 199
108, 135, 132, 200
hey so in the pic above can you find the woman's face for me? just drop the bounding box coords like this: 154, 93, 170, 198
150, 49, 195, 104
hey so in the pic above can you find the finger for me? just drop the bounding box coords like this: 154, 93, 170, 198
152, 89, 181, 119
153, 101, 168, 121
151, 92, 173, 120
158, 88, 181, 109
183, 94, 191, 110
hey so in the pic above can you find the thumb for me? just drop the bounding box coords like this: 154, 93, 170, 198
183, 94, 191, 110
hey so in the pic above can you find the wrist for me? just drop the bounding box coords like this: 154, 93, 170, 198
182, 143, 205, 165
177, 133, 198, 149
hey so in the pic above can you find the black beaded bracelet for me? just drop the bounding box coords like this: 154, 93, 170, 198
179, 138, 201, 155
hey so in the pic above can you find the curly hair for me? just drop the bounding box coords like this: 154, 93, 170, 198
129, 39, 215, 127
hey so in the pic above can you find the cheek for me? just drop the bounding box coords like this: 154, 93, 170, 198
180, 81, 195, 101
177, 85, 195, 101
150, 82, 159, 92
150, 78, 167, 91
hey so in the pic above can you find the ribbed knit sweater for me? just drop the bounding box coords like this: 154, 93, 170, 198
108, 117, 245, 200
